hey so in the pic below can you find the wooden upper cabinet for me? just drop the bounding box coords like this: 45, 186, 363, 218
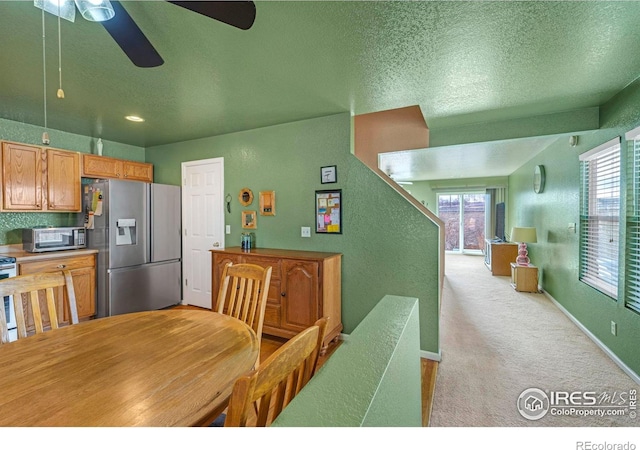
82, 154, 153, 182
82, 153, 121, 178
122, 160, 153, 182
46, 149, 81, 211
1, 142, 81, 212
2, 142, 43, 210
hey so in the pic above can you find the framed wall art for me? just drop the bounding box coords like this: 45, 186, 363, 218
242, 210, 257, 229
315, 189, 342, 234
259, 191, 276, 216
320, 165, 337, 184
239, 188, 254, 206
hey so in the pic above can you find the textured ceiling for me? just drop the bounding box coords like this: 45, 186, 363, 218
379, 135, 560, 181
1, 1, 640, 180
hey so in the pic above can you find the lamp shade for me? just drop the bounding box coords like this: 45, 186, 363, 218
511, 227, 537, 243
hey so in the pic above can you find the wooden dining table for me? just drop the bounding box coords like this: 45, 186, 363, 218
0, 309, 259, 426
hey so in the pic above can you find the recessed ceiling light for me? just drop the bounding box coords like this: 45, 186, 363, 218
125, 115, 145, 123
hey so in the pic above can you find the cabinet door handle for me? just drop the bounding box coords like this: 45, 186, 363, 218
57, 264, 67, 269
281, 292, 286, 297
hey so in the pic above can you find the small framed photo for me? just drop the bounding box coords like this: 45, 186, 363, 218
316, 189, 342, 234
242, 210, 257, 229
320, 165, 337, 184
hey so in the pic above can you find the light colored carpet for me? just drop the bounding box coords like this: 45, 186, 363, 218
430, 254, 637, 427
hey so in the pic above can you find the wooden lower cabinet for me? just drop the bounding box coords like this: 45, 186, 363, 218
211, 247, 342, 349
18, 253, 97, 332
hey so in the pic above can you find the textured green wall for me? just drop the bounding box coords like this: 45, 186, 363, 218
508, 79, 640, 375
146, 113, 440, 352
272, 295, 422, 427
0, 118, 145, 244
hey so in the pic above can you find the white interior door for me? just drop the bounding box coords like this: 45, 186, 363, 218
182, 158, 224, 309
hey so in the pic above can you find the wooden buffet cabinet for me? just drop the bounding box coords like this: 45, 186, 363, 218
16, 250, 97, 333
211, 247, 342, 349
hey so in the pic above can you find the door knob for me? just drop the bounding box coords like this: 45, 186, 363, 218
212, 242, 220, 248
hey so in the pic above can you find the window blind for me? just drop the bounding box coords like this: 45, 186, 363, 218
625, 127, 640, 313
579, 137, 621, 299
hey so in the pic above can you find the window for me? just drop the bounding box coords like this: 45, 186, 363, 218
579, 137, 621, 299
625, 127, 640, 313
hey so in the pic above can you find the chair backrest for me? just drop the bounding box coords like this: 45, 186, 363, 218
216, 262, 272, 344
0, 297, 9, 345
310, 316, 328, 377
224, 322, 321, 427
0, 270, 78, 340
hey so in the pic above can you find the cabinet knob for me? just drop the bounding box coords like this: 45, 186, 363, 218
281, 292, 286, 297
57, 264, 66, 269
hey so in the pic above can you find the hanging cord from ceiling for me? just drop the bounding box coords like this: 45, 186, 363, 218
41, 7, 50, 145
56, 1, 64, 99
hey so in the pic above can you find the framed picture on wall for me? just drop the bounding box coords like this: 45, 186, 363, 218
242, 210, 257, 229
320, 165, 337, 184
316, 189, 342, 234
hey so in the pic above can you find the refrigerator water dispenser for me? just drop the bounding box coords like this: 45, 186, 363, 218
116, 219, 137, 246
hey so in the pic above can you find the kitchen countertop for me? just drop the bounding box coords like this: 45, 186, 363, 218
0, 244, 98, 262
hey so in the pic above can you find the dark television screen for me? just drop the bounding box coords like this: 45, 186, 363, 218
495, 202, 505, 241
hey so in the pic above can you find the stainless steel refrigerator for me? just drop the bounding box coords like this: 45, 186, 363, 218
83, 179, 182, 317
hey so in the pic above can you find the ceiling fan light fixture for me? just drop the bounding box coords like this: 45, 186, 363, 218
74, 0, 115, 22
34, 0, 76, 22
125, 115, 145, 123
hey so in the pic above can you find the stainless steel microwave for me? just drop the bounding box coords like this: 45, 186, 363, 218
22, 227, 86, 253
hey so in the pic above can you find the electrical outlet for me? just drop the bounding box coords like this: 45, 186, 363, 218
301, 227, 311, 238
225, 225, 231, 235
611, 321, 617, 336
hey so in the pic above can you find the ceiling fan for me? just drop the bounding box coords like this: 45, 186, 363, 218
35, 0, 256, 68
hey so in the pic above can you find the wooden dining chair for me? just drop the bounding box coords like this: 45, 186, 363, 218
0, 299, 9, 344
310, 316, 328, 376
224, 318, 325, 427
0, 270, 79, 339
216, 262, 272, 349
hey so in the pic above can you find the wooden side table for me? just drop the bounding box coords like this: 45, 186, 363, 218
484, 240, 518, 276
510, 263, 539, 293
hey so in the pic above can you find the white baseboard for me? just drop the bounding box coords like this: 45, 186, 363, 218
421, 349, 442, 362
543, 290, 640, 385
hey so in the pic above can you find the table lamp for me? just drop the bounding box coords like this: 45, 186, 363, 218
510, 227, 537, 265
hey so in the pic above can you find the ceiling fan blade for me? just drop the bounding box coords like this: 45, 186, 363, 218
168, 1, 256, 30
101, 0, 164, 68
